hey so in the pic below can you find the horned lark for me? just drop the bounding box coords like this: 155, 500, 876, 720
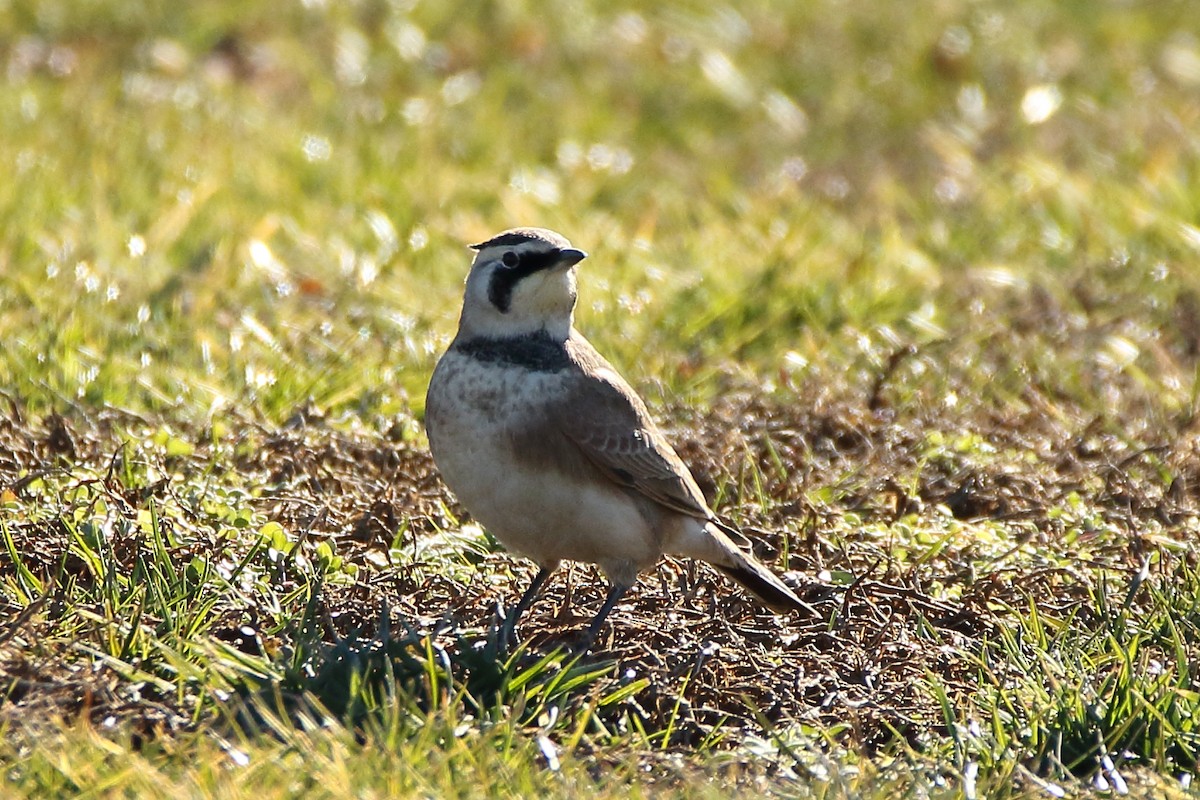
425, 227, 812, 644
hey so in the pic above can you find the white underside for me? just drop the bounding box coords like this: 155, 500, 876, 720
427, 351, 709, 585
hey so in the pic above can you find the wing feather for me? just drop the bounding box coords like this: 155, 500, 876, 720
557, 333, 712, 519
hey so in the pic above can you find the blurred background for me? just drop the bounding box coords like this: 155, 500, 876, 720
4, 6, 1200, 788
1, 0, 1198, 420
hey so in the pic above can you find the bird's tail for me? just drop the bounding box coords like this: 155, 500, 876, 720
705, 521, 816, 615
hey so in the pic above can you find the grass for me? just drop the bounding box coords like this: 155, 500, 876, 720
2, 0, 1200, 796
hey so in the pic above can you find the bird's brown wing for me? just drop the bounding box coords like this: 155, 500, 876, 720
556, 333, 712, 519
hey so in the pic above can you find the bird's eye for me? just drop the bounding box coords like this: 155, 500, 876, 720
501, 251, 520, 267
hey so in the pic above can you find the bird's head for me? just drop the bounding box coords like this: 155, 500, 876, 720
457, 227, 588, 340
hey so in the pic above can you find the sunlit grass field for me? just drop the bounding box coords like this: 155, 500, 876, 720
2, 0, 1200, 796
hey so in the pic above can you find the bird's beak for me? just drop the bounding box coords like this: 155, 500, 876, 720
556, 248, 588, 267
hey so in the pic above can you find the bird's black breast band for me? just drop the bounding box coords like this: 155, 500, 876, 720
455, 330, 572, 372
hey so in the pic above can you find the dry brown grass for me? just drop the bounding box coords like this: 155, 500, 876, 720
3, 349, 1196, 759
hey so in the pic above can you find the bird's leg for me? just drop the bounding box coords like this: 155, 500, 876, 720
579, 582, 630, 650
501, 565, 554, 649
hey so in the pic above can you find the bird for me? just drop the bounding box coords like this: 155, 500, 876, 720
425, 227, 813, 646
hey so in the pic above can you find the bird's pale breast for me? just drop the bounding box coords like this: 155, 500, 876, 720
425, 350, 659, 575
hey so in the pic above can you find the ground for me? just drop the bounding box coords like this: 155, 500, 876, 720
1, 0, 1199, 797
